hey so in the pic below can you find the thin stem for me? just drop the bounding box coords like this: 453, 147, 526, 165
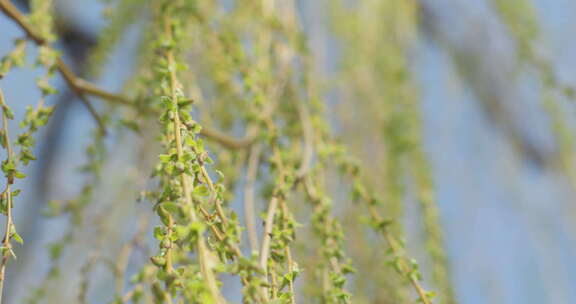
73, 78, 132, 105
244, 144, 262, 253
114, 216, 149, 295
199, 166, 228, 227
258, 123, 305, 299
302, 177, 351, 303
0, 88, 14, 304
56, 58, 107, 134
285, 246, 296, 304
295, 100, 314, 180
280, 202, 296, 304
269, 260, 278, 300
367, 205, 431, 304
0, 190, 12, 304
119, 284, 144, 303
259, 196, 279, 272
200, 127, 255, 149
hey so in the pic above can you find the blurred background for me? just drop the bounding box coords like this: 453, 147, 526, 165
1, 0, 576, 303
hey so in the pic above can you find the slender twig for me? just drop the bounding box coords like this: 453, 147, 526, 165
270, 261, 278, 300
367, 201, 432, 304
198, 166, 228, 226
259, 125, 286, 278
0, 189, 13, 304
259, 196, 279, 272
0, 88, 14, 304
191, 99, 278, 231
279, 202, 296, 304
303, 175, 354, 303
256, 61, 300, 300
56, 58, 106, 134
73, 78, 132, 105
295, 100, 314, 180
114, 215, 150, 296
78, 241, 104, 303
306, 182, 343, 277
244, 144, 262, 253
200, 127, 255, 149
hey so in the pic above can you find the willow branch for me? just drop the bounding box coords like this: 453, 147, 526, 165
0, 188, 11, 304
199, 127, 255, 149
279, 202, 296, 304
244, 144, 262, 253
73, 78, 132, 105
367, 205, 431, 304
113, 215, 150, 296
0, 88, 15, 304
302, 177, 350, 302
56, 58, 106, 134
259, 196, 279, 272
296, 100, 314, 180
259, 138, 289, 294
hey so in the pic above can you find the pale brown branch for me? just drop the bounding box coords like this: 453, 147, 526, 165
279, 202, 296, 304
119, 284, 143, 303
0, 88, 14, 304
114, 215, 150, 296
199, 127, 255, 149
295, 100, 314, 180
73, 78, 133, 105
56, 58, 106, 134
259, 196, 279, 272
244, 144, 262, 253
367, 205, 432, 304
199, 166, 228, 227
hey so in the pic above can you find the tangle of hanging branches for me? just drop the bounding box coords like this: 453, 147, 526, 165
11, 0, 571, 303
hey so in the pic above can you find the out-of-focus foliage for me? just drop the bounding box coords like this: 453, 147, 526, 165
0, 0, 571, 303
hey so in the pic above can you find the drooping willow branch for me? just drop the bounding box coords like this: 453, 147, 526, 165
244, 144, 262, 253
153, 7, 224, 302
0, 73, 55, 303
0, 89, 15, 304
